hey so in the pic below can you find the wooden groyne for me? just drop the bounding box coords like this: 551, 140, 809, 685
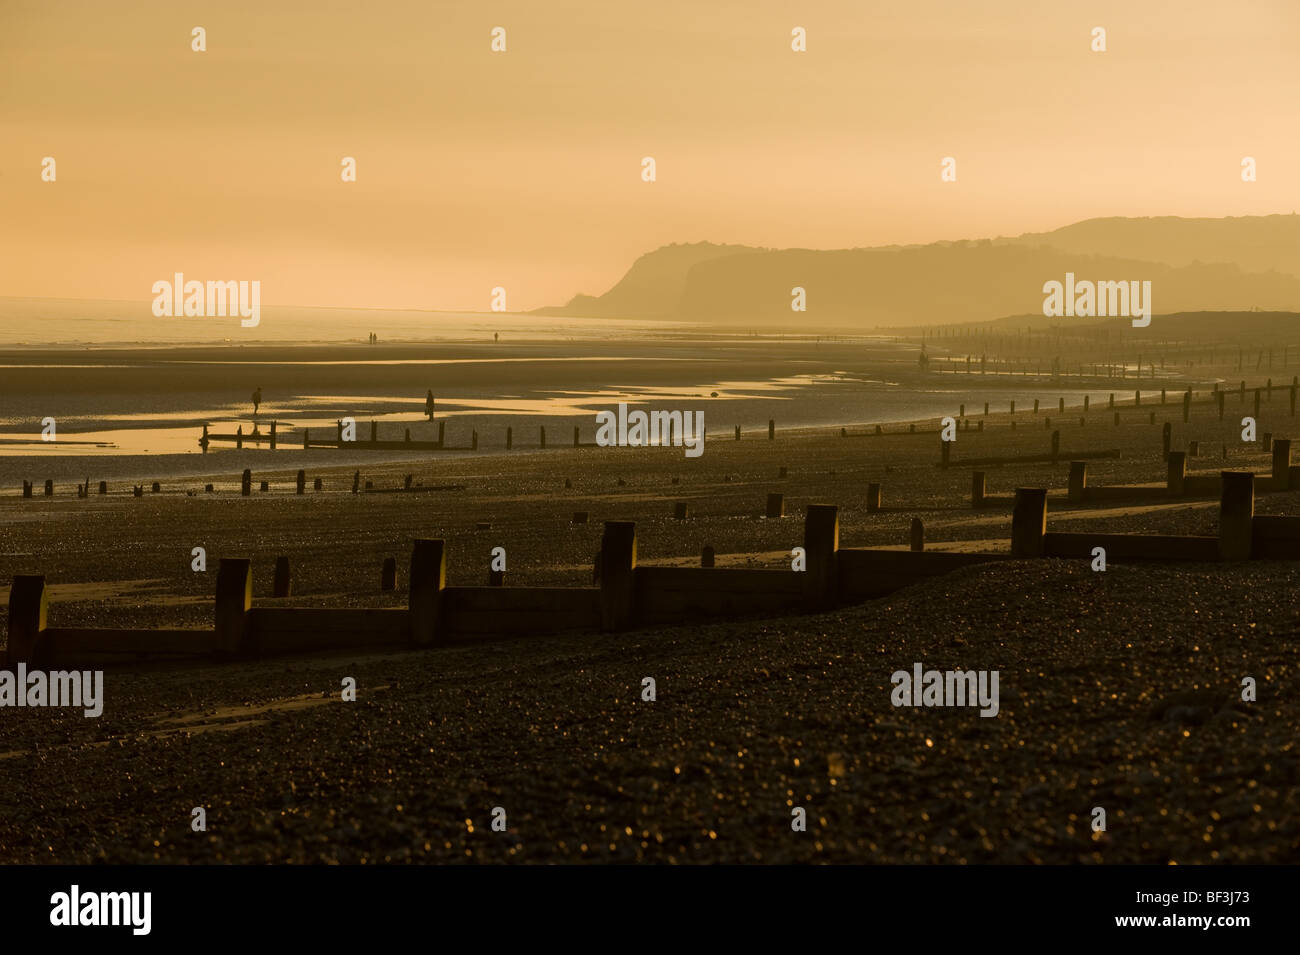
6, 471, 1294, 669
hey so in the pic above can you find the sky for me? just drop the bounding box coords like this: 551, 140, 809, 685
2, 0, 1298, 311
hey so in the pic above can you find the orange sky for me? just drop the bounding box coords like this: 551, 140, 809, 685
2, 0, 1298, 311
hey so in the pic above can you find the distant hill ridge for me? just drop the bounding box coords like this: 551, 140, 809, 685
535, 214, 1300, 326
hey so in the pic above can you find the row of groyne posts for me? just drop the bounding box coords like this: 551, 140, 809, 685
18, 384, 1300, 502
17, 379, 1296, 498
192, 378, 1300, 455
200, 419, 790, 453
7, 463, 1296, 669
20, 470, 417, 498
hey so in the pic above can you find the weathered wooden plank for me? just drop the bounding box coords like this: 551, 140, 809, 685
1043, 533, 1219, 561
633, 566, 802, 595
444, 586, 600, 614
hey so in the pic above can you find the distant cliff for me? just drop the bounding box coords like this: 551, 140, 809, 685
536, 214, 1300, 326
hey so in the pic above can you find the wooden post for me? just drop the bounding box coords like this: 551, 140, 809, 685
1218, 472, 1254, 561
572, 510, 589, 524
1166, 451, 1187, 497
1010, 400, 1015, 415
273, 556, 292, 598
214, 559, 253, 657
1272, 438, 1292, 489
1189, 440, 1199, 457
259, 480, 269, 492
1162, 422, 1172, 461
1262, 432, 1273, 453
734, 425, 741, 441
1011, 488, 1047, 557
472, 430, 478, 451
241, 469, 251, 496
21, 481, 31, 498
1109, 393, 1115, 409
1068, 462, 1087, 503
802, 504, 839, 609
766, 492, 785, 518
296, 470, 306, 494
1134, 390, 1141, 407
971, 471, 986, 508
673, 502, 689, 520
409, 539, 447, 645
304, 427, 310, 449
506, 426, 513, 450
5, 575, 48, 665
984, 402, 989, 416
1033, 399, 1039, 414
381, 557, 397, 592
438, 421, 445, 447
314, 477, 323, 491
270, 421, 277, 450
909, 518, 924, 552
598, 522, 637, 631
98, 481, 107, 495
768, 419, 775, 440
370, 420, 378, 445
44, 480, 53, 497
866, 483, 881, 512
540, 426, 546, 448
1161, 389, 1166, 405
1059, 398, 1064, 413
1083, 395, 1089, 412
701, 545, 715, 568
940, 439, 951, 469
573, 426, 580, 448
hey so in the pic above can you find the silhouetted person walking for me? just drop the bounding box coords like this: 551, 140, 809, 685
425, 389, 435, 421
252, 386, 263, 416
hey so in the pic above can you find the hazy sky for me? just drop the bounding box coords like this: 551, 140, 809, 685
2, 0, 1298, 311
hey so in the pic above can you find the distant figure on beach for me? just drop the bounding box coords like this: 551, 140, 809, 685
425, 389, 435, 420
251, 386, 262, 416
494, 332, 499, 343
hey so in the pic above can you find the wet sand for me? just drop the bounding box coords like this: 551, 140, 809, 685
0, 338, 1171, 486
